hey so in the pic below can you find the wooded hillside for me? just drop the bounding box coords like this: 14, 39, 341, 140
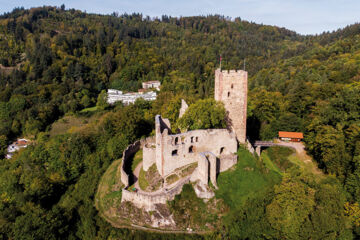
0, 5, 360, 239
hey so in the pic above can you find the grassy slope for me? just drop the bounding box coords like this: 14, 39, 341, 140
95, 159, 123, 223
95, 145, 300, 232
49, 113, 100, 137
215, 147, 282, 209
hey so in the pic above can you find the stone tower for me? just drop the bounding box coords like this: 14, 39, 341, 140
215, 68, 248, 144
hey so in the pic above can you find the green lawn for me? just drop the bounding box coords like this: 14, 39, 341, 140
216, 147, 282, 209
263, 146, 295, 171
138, 168, 149, 190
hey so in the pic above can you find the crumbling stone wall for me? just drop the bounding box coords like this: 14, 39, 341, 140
197, 153, 209, 185
215, 69, 248, 143
219, 154, 238, 172
154, 115, 237, 177
155, 115, 172, 176
178, 99, 189, 118
193, 152, 237, 188
120, 141, 141, 187
142, 137, 156, 171
121, 176, 190, 211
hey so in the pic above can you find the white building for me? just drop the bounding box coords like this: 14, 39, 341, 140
142, 81, 161, 90
107, 89, 157, 105
6, 138, 29, 159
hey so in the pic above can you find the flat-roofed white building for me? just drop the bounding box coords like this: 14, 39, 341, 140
107, 89, 157, 105
6, 138, 29, 159
142, 81, 161, 90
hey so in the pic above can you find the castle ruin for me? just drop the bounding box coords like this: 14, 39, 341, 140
215, 69, 248, 143
119, 68, 248, 213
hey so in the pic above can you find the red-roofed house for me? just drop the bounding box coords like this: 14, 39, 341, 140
278, 131, 304, 142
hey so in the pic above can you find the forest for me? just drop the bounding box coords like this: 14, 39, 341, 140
0, 5, 360, 239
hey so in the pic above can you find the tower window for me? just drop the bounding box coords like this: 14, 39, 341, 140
191, 136, 194, 143
172, 150, 178, 156
195, 137, 199, 142
231, 84, 234, 89
175, 137, 179, 145
189, 146, 194, 153
228, 92, 230, 97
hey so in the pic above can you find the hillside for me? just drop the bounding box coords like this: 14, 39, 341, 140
0, 5, 359, 239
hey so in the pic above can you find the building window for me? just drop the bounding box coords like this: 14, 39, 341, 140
220, 147, 225, 154
228, 92, 230, 97
175, 137, 179, 145
195, 137, 199, 142
231, 84, 234, 89
189, 146, 194, 153
191, 136, 194, 143
172, 150, 178, 156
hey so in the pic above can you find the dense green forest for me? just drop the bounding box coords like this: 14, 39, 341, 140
0, 5, 360, 239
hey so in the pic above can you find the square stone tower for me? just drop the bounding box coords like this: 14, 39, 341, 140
215, 68, 248, 144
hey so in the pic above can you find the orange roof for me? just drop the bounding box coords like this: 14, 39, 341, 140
278, 131, 303, 139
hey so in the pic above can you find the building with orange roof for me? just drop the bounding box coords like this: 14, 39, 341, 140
278, 131, 304, 142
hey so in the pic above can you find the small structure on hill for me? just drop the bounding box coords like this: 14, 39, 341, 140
107, 89, 157, 105
142, 80, 161, 90
6, 138, 29, 159
278, 131, 304, 142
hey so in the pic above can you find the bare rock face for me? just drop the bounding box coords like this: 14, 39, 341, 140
178, 99, 189, 119
193, 181, 215, 200
150, 204, 176, 228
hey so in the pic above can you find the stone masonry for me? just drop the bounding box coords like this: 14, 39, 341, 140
215, 69, 248, 143
148, 115, 238, 177
119, 68, 248, 212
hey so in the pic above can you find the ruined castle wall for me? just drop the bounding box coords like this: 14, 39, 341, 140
219, 154, 238, 172
142, 137, 156, 171
155, 115, 172, 176
178, 99, 189, 118
120, 141, 141, 187
122, 189, 169, 211
143, 146, 156, 171
160, 128, 237, 177
197, 153, 209, 185
215, 69, 248, 143
246, 139, 255, 154
121, 176, 190, 211
208, 153, 217, 188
